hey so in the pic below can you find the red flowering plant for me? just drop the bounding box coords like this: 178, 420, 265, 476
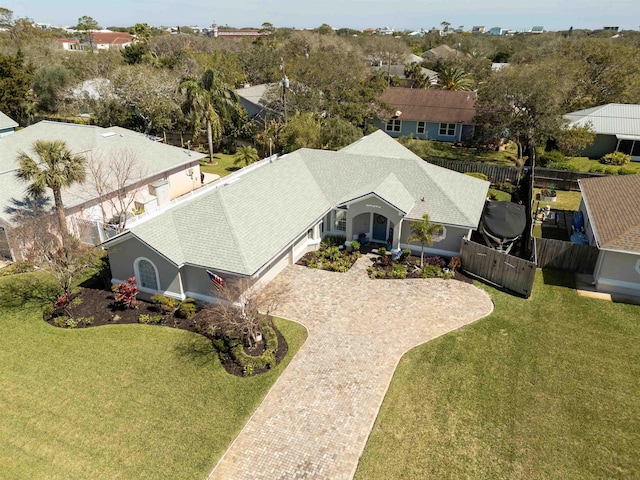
112, 277, 139, 309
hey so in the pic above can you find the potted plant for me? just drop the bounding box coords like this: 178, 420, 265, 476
540, 184, 557, 202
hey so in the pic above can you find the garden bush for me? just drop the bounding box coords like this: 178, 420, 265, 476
400, 249, 411, 261
618, 167, 635, 175
538, 150, 565, 167
229, 324, 278, 374
605, 167, 619, 175
424, 256, 447, 268
0, 261, 34, 277
151, 293, 176, 314
421, 265, 441, 278
177, 298, 197, 318
392, 264, 407, 279
546, 162, 578, 171
600, 151, 630, 166
588, 165, 605, 173
321, 235, 346, 247
112, 277, 138, 309
139, 314, 163, 324
378, 247, 387, 256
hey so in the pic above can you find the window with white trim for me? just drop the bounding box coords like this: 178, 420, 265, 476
432, 225, 447, 243
439, 123, 456, 136
334, 210, 347, 231
417, 121, 426, 134
136, 258, 159, 290
386, 119, 401, 132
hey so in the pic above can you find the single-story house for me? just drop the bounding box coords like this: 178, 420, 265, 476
235, 83, 281, 125
371, 88, 477, 142
579, 174, 640, 298
421, 44, 470, 61
0, 111, 18, 137
103, 131, 490, 302
564, 103, 640, 160
58, 31, 134, 51
0, 121, 206, 260
371, 64, 438, 87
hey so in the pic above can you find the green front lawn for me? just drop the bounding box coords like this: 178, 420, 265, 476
356, 270, 640, 479
400, 138, 519, 165
564, 156, 640, 174
0, 273, 306, 480
199, 153, 239, 178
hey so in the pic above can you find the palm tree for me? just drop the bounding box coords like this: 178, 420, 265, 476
404, 62, 430, 89
407, 214, 443, 267
16, 140, 86, 243
180, 69, 243, 164
438, 67, 474, 91
233, 145, 260, 167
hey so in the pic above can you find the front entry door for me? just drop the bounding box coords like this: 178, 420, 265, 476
372, 214, 387, 242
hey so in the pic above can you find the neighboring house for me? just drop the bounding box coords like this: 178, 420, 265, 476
371, 88, 477, 142
421, 44, 470, 62
578, 174, 640, 298
529, 26, 544, 34
205, 24, 267, 40
103, 131, 489, 302
0, 111, 18, 137
488, 27, 504, 36
371, 64, 438, 86
0, 121, 206, 260
471, 26, 486, 34
58, 31, 134, 51
564, 104, 640, 160
235, 83, 281, 124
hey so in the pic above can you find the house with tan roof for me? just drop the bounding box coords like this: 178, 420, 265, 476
371, 88, 477, 143
102, 131, 490, 302
578, 174, 640, 298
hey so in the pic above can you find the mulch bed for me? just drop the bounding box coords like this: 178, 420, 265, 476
366, 254, 473, 284
44, 287, 288, 377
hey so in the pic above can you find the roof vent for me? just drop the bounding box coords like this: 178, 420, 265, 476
101, 132, 116, 138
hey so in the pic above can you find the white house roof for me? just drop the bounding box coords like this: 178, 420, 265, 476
0, 111, 18, 130
114, 131, 489, 276
564, 104, 640, 137
0, 121, 206, 224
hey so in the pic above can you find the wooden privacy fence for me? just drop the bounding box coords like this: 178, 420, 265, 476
460, 239, 536, 298
427, 159, 520, 183
535, 238, 599, 274
534, 168, 604, 191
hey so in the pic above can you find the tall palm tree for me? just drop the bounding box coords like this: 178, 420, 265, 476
233, 145, 260, 167
180, 69, 243, 164
407, 214, 444, 267
16, 140, 86, 243
438, 67, 474, 91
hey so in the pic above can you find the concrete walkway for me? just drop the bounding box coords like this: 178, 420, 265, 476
208, 255, 494, 480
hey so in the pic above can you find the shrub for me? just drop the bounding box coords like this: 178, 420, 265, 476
0, 261, 34, 277
424, 256, 447, 268
65, 318, 78, 328
78, 316, 94, 326
538, 150, 565, 167
421, 265, 441, 278
600, 151, 630, 166
465, 172, 488, 181
605, 167, 619, 175
618, 167, 635, 175
448, 257, 461, 271
392, 264, 407, 279
151, 293, 176, 314
42, 304, 54, 317
139, 313, 163, 324
112, 277, 138, 309
71, 296, 83, 307
589, 165, 605, 173
321, 235, 346, 247
54, 317, 68, 328
177, 298, 197, 318
378, 247, 387, 256
230, 323, 278, 372
54, 293, 71, 309
351, 240, 361, 252
493, 182, 517, 194
400, 249, 411, 261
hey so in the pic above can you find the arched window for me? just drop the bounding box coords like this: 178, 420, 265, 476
135, 258, 159, 291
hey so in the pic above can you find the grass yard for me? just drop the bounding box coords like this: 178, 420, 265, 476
0, 273, 307, 480
199, 153, 239, 178
400, 137, 519, 166
355, 270, 640, 480
533, 188, 582, 212
565, 156, 640, 174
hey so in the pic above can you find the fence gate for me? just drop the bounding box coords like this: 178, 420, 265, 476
460, 239, 536, 298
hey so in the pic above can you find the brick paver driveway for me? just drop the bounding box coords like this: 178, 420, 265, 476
208, 255, 493, 480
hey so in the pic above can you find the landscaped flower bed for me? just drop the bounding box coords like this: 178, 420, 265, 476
367, 248, 462, 280
297, 245, 361, 272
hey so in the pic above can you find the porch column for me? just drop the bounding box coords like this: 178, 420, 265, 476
345, 209, 354, 242
392, 218, 403, 249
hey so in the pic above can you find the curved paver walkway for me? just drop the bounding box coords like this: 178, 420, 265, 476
208, 255, 493, 480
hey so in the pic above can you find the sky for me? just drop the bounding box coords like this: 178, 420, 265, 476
4, 0, 640, 32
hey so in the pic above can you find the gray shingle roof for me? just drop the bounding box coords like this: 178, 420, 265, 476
0, 121, 206, 223
119, 132, 489, 275
0, 111, 18, 130
564, 104, 640, 137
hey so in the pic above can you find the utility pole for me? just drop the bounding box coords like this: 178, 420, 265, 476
280, 57, 289, 123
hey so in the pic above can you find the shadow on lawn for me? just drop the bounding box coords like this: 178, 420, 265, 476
541, 269, 576, 289
0, 275, 60, 308
173, 337, 218, 367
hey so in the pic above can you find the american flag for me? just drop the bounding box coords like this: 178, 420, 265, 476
206, 270, 225, 289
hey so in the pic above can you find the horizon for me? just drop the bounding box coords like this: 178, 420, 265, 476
3, 0, 639, 33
